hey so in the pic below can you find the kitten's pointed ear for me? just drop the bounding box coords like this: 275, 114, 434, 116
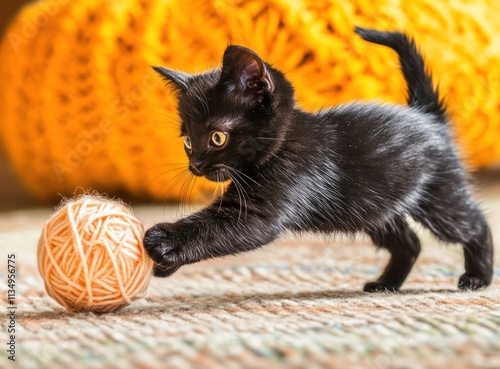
152, 66, 191, 92
220, 45, 274, 97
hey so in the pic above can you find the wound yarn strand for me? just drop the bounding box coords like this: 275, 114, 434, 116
37, 195, 154, 313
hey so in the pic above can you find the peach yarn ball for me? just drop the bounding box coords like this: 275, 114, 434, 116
37, 196, 154, 313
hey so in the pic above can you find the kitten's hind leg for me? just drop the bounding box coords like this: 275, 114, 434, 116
364, 218, 421, 292
412, 187, 493, 290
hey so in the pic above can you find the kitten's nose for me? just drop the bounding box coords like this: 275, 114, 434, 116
189, 158, 205, 175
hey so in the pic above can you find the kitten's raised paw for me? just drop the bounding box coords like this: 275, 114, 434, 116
363, 281, 399, 293
458, 274, 490, 290
143, 223, 183, 277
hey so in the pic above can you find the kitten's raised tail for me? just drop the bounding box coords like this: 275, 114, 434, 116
355, 26, 447, 122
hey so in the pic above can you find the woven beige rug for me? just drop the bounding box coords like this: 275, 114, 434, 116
1, 189, 499, 369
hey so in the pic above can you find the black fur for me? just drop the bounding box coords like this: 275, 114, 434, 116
144, 27, 493, 291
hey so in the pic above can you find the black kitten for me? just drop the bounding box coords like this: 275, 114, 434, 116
144, 27, 493, 292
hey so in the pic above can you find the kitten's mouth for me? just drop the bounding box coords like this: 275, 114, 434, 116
204, 168, 231, 182
189, 165, 231, 182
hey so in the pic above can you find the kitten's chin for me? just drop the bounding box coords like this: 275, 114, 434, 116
203, 169, 231, 183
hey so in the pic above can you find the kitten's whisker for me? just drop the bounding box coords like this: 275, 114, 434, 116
141, 163, 187, 176
146, 105, 180, 118
185, 109, 201, 122
187, 174, 198, 214
181, 176, 193, 216
224, 166, 261, 187
217, 172, 225, 213
222, 167, 251, 222
255, 137, 288, 141
145, 166, 188, 188
147, 103, 178, 115
155, 170, 190, 202
226, 170, 250, 203
211, 173, 220, 203
233, 173, 249, 222
178, 172, 196, 217
175, 172, 192, 217
143, 121, 181, 132
232, 174, 244, 223
226, 170, 248, 224
144, 106, 182, 126
177, 175, 189, 217
144, 162, 188, 170
185, 100, 204, 121
195, 95, 210, 117
212, 172, 220, 213
156, 169, 189, 198
144, 110, 180, 123
155, 169, 191, 204
225, 171, 240, 221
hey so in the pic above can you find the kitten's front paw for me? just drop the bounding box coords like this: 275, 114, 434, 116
144, 223, 183, 277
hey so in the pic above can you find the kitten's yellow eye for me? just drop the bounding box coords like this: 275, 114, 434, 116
184, 136, 192, 150
211, 131, 228, 147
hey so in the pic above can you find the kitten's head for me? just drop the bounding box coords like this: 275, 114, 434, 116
153, 45, 294, 182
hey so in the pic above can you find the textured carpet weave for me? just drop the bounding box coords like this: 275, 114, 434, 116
1, 194, 499, 368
